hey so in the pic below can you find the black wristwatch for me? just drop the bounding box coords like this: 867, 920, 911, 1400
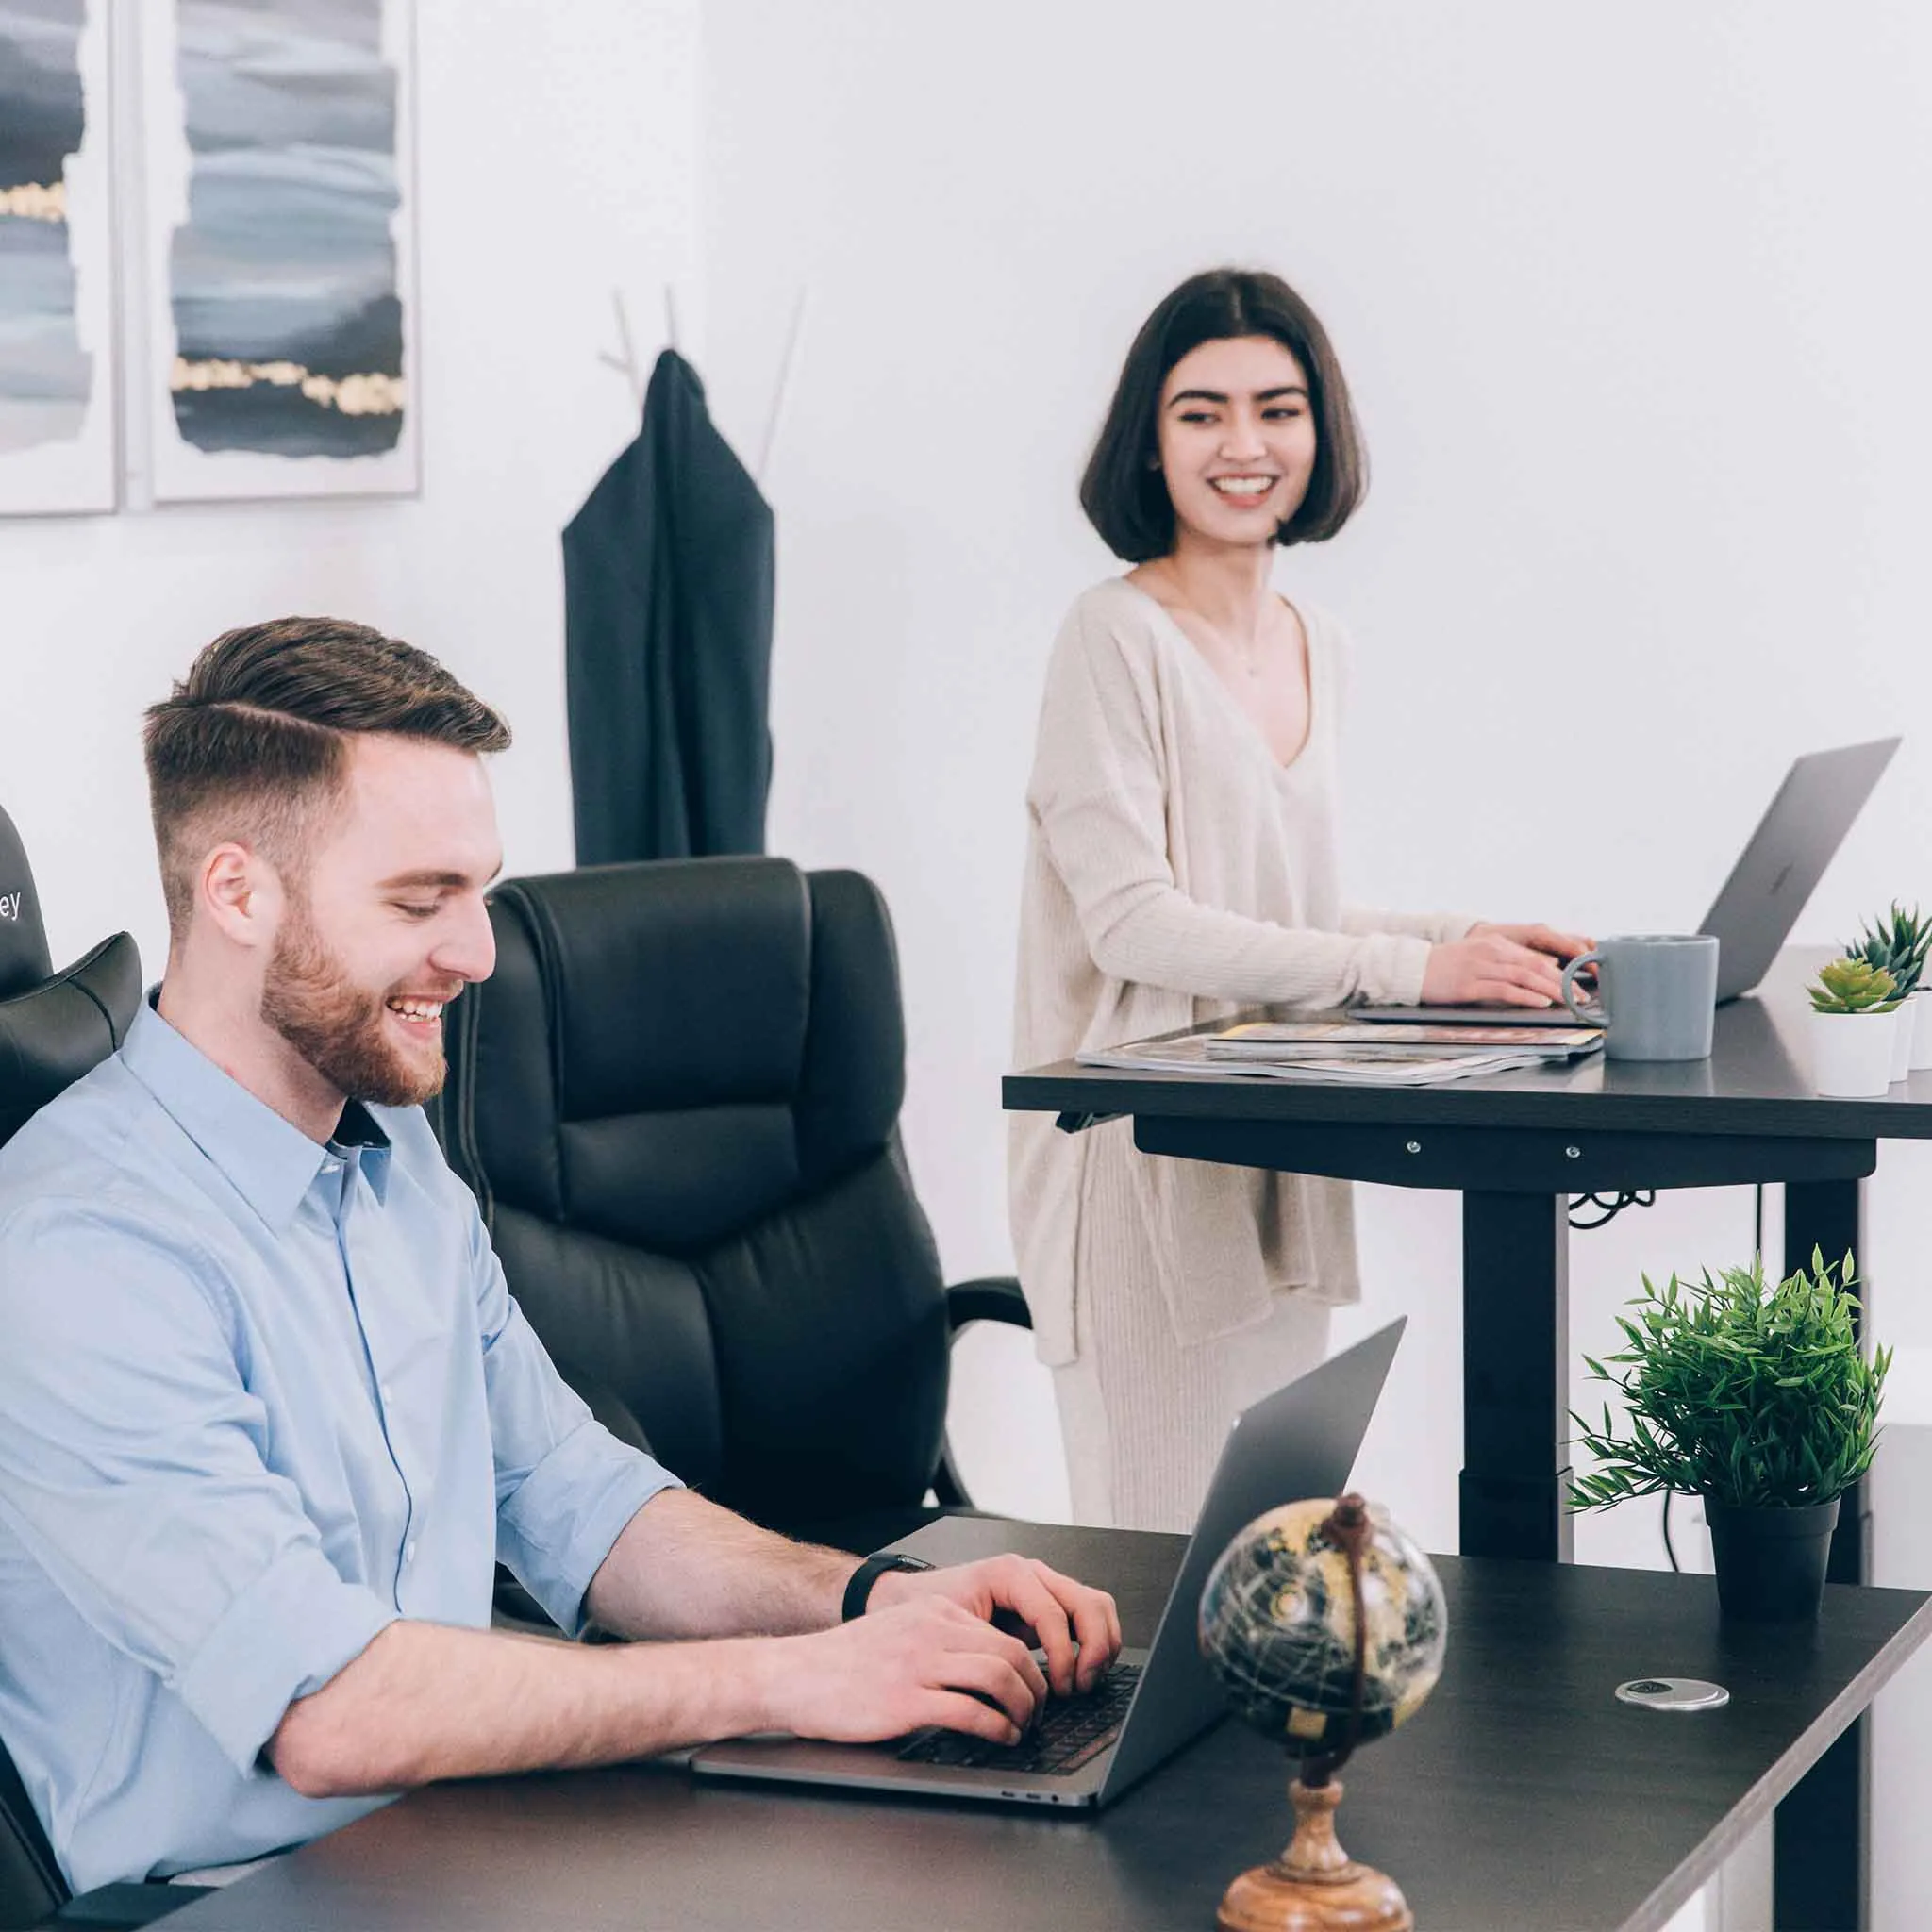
841, 1551, 935, 1622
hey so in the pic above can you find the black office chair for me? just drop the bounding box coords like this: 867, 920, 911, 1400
0, 807, 203, 1932
434, 856, 1031, 1591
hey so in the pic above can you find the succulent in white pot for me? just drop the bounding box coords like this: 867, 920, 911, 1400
1807, 957, 1900, 1097
1846, 904, 1932, 1078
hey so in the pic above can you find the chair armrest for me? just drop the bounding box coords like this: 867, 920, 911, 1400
943, 1275, 1032, 1336
934, 1276, 1033, 1507
38, 1881, 211, 1928
491, 1564, 560, 1635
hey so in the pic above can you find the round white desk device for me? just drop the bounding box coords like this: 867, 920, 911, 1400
1614, 1677, 1730, 1712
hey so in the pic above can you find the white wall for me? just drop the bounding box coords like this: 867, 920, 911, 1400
4, 0, 702, 978
698, 0, 1932, 1544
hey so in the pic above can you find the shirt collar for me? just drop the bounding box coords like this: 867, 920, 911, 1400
122, 1000, 394, 1232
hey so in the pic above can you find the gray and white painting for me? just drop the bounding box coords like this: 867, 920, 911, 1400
0, 0, 92, 455
168, 0, 407, 460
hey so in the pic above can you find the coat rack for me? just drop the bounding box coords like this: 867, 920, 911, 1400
597, 285, 806, 485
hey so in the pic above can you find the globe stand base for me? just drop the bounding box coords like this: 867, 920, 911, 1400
1216, 1776, 1412, 1932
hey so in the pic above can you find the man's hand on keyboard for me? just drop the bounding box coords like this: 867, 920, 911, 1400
754, 1596, 1046, 1745
866, 1556, 1123, 1696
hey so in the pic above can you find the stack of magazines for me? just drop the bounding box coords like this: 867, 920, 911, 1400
1074, 1018, 1603, 1087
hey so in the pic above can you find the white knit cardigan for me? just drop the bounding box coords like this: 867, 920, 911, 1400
1008, 577, 1474, 1367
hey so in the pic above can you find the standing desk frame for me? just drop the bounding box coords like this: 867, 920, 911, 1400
1006, 955, 1932, 1932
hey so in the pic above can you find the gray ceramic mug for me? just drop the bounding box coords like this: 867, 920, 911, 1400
1559, 934, 1720, 1061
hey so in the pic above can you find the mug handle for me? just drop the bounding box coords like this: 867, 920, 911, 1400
1559, 949, 1602, 1024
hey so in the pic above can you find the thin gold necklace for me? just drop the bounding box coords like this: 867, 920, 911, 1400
1205, 613, 1271, 679
1148, 570, 1273, 677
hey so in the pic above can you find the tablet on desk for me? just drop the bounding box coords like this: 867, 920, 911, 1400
1357, 1004, 1598, 1029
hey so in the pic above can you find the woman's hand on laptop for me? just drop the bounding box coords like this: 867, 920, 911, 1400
756, 1595, 1048, 1744
1423, 924, 1592, 1008
1466, 922, 1593, 964
867, 1555, 1124, 1697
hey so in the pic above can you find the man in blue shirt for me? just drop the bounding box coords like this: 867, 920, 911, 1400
0, 619, 1119, 1892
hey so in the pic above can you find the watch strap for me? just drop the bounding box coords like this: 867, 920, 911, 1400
841, 1551, 935, 1622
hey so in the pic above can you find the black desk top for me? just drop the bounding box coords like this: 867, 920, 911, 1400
1006, 948, 1932, 1140
168, 1517, 1932, 1932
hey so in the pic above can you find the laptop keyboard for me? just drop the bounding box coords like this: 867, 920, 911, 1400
895, 1663, 1142, 1776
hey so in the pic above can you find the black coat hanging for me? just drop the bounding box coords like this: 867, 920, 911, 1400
564, 348, 774, 863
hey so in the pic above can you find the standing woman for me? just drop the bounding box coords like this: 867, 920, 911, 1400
1010, 268, 1588, 1532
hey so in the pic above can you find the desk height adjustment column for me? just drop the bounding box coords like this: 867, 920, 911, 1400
1774, 1174, 1870, 1932
1460, 1191, 1574, 1562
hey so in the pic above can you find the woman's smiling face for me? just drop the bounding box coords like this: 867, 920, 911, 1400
1153, 334, 1318, 552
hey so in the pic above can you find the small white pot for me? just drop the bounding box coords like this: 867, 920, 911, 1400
1810, 1009, 1899, 1096
1910, 991, 1932, 1073
1891, 1002, 1916, 1081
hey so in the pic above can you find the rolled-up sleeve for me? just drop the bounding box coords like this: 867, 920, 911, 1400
0, 1207, 398, 1775
470, 1224, 681, 1636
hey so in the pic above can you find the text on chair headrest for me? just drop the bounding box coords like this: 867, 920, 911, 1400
0, 804, 53, 1003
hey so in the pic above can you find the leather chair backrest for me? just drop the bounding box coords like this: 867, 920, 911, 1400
0, 805, 143, 1925
0, 1743, 63, 1932
441, 858, 952, 1531
0, 803, 143, 1146
0, 931, 146, 1149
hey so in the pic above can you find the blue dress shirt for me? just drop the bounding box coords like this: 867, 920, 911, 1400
0, 1002, 680, 1891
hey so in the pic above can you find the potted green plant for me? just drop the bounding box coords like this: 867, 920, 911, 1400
1807, 956, 1900, 1096
1847, 903, 1932, 1079
1570, 1250, 1889, 1623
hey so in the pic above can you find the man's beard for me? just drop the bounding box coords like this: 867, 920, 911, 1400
260, 906, 446, 1109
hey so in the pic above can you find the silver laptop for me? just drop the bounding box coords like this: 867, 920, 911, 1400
1361, 737, 1901, 1026
689, 1319, 1404, 1810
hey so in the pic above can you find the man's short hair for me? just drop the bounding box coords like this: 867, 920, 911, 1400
1079, 267, 1369, 564
143, 618, 511, 938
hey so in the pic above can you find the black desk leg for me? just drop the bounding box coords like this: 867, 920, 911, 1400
1459, 1191, 1574, 1562
1774, 1177, 1869, 1932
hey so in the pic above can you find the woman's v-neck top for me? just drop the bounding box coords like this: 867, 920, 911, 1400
1009, 576, 1473, 1365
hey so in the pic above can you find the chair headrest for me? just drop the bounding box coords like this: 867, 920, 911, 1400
459, 857, 905, 1250
0, 804, 53, 1003
497, 858, 816, 1121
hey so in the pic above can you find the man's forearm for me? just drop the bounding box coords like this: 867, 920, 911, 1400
583, 1487, 859, 1640
268, 1617, 784, 1799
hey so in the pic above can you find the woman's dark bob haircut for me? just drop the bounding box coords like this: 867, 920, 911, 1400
1079, 267, 1367, 563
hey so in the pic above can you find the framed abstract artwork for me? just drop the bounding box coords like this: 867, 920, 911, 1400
139, 0, 419, 502
0, 0, 116, 517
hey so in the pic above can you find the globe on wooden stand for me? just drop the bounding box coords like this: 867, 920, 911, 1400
1196, 1493, 1447, 1932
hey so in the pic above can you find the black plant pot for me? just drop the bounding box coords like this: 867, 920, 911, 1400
1705, 1496, 1841, 1623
